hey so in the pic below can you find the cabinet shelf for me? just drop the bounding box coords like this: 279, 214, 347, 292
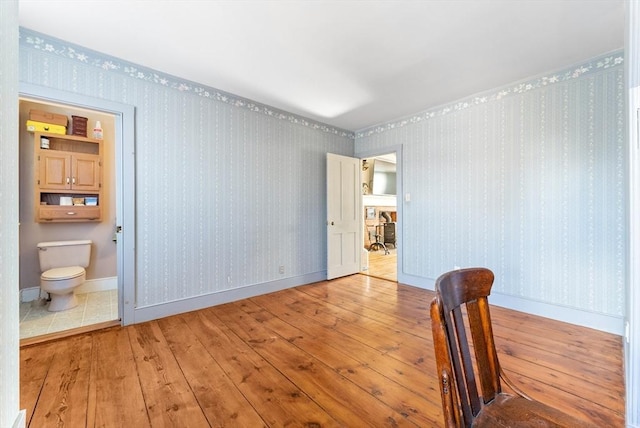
33, 131, 103, 223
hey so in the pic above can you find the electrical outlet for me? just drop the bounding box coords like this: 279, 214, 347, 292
279, 265, 285, 274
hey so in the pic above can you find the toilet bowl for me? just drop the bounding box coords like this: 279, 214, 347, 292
40, 266, 86, 311
37, 240, 92, 312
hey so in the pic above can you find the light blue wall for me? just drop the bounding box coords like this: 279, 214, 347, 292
18, 28, 626, 333
356, 53, 626, 330
19, 28, 353, 309
1, 2, 22, 427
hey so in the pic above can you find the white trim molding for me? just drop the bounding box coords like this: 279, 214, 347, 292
133, 272, 326, 324
12, 410, 25, 428
405, 276, 624, 336
76, 276, 118, 294
20, 276, 117, 302
12, 409, 27, 428
488, 292, 624, 336
627, 1, 640, 426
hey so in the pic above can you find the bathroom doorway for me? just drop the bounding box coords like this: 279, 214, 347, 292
17, 87, 136, 342
18, 98, 118, 341
361, 152, 398, 282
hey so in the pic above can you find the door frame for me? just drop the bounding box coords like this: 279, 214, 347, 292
19, 83, 136, 326
356, 145, 402, 282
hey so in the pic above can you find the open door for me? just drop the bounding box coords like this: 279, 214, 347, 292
326, 153, 361, 280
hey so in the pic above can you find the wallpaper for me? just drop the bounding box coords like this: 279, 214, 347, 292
17, 26, 626, 320
356, 52, 626, 317
19, 28, 353, 307
1, 1, 21, 426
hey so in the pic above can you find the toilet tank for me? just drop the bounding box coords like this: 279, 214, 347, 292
37, 240, 92, 271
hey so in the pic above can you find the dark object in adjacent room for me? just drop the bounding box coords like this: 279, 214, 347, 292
383, 222, 396, 248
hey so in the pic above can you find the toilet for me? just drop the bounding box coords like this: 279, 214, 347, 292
37, 240, 92, 312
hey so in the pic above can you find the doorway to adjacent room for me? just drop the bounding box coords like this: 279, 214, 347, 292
18, 98, 119, 341
361, 152, 398, 282
17, 85, 136, 344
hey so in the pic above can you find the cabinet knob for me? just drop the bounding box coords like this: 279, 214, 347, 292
66, 212, 76, 215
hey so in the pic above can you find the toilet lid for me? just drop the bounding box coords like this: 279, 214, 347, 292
41, 266, 85, 280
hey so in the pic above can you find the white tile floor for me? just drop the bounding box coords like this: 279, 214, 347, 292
19, 290, 118, 339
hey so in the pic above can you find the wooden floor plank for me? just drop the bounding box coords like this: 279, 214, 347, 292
300, 278, 431, 330
19, 275, 625, 427
20, 340, 59, 425
491, 308, 623, 370
238, 298, 445, 426
250, 291, 441, 402
508, 367, 625, 427
28, 335, 93, 427
297, 284, 431, 337
128, 321, 210, 427
215, 300, 420, 427
89, 327, 151, 428
281, 287, 432, 367
157, 313, 267, 427
189, 308, 339, 427
497, 338, 625, 405
364, 248, 397, 282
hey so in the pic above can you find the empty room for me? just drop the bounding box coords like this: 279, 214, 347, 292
1, 1, 639, 427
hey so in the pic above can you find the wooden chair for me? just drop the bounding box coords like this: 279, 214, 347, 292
430, 267, 597, 427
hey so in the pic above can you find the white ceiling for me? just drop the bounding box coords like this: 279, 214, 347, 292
18, 0, 625, 132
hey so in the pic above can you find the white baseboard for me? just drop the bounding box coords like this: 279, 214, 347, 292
133, 272, 326, 324
488, 291, 624, 336
20, 276, 117, 302
400, 276, 624, 336
361, 249, 369, 271
76, 276, 117, 294
13, 410, 26, 428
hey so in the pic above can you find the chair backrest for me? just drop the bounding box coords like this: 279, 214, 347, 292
430, 267, 501, 427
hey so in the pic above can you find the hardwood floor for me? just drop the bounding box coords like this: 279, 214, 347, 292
364, 247, 397, 281
20, 275, 625, 427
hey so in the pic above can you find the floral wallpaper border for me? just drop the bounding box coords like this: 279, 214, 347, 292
19, 28, 623, 141
356, 51, 624, 138
19, 27, 355, 139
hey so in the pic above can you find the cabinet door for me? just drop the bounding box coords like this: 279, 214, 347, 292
39, 152, 71, 190
72, 153, 101, 191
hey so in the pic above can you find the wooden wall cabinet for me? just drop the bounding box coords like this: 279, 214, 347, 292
34, 132, 103, 222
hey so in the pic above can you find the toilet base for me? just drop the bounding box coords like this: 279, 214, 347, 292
47, 292, 78, 312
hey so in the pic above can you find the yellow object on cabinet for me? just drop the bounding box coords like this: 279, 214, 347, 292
26, 120, 67, 135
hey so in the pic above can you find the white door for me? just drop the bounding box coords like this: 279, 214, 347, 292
327, 153, 361, 279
